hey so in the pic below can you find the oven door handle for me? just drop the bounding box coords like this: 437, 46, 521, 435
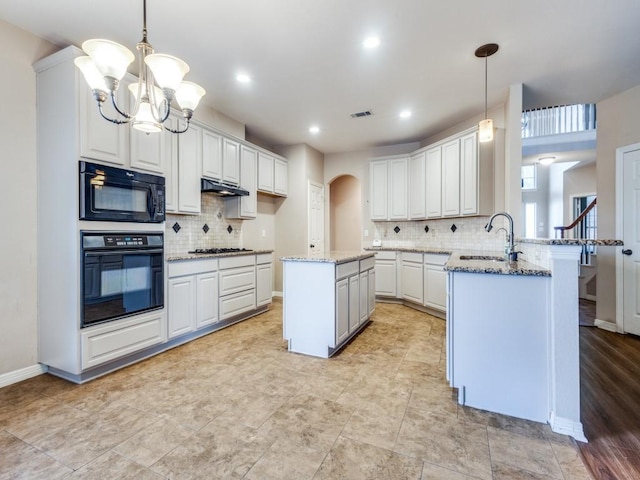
84, 248, 164, 257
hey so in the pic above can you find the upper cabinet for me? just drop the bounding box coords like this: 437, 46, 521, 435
257, 152, 288, 197
202, 129, 223, 180
222, 138, 240, 186
369, 127, 494, 221
369, 156, 409, 221
225, 145, 257, 219
176, 122, 203, 214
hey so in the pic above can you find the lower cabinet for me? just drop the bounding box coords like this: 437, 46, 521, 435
219, 255, 257, 321
283, 255, 376, 358
256, 254, 273, 307
374, 251, 397, 296
424, 254, 448, 312
401, 252, 424, 304
168, 258, 218, 338
373, 249, 449, 315
81, 309, 166, 370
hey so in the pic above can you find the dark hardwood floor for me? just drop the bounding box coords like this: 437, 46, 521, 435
578, 299, 640, 479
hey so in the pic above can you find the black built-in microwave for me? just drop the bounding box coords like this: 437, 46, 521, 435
79, 161, 165, 223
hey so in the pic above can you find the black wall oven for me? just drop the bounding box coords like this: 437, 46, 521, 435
81, 231, 164, 327
79, 161, 165, 223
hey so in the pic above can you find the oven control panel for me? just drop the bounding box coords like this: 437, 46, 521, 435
104, 235, 148, 247
82, 232, 164, 250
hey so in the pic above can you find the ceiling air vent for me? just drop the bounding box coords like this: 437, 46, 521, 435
350, 110, 373, 118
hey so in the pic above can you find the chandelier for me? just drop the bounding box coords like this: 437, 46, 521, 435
74, 0, 205, 134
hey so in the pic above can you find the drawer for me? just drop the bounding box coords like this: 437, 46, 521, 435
219, 266, 256, 296
219, 254, 256, 269
360, 256, 375, 271
168, 258, 218, 277
219, 289, 256, 320
336, 260, 359, 280
81, 310, 165, 369
401, 252, 423, 263
256, 253, 273, 265
374, 251, 396, 261
424, 253, 449, 266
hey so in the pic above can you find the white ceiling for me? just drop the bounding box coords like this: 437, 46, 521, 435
1, 0, 639, 154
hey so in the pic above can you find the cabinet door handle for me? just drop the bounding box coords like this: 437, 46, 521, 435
622, 249, 633, 256
310, 244, 315, 248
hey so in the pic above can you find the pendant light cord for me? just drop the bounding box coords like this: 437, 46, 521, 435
484, 53, 488, 120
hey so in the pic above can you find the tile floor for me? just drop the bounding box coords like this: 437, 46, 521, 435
0, 301, 592, 479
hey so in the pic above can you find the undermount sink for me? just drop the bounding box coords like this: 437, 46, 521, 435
459, 255, 506, 262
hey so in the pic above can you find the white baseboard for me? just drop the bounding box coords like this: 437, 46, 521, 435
549, 412, 588, 443
272, 291, 283, 298
594, 318, 618, 333
0, 364, 48, 388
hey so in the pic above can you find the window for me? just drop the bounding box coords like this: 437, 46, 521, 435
521, 165, 537, 190
523, 203, 537, 238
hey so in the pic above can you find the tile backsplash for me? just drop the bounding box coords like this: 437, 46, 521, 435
165, 195, 243, 256
371, 216, 511, 252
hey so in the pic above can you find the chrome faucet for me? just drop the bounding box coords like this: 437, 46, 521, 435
485, 212, 520, 261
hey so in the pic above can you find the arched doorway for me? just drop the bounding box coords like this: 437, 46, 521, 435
329, 175, 362, 251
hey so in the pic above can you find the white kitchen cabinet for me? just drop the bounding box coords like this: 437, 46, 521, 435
336, 278, 350, 344
81, 309, 165, 370
177, 122, 202, 214
423, 254, 449, 312
222, 138, 240, 185
129, 120, 166, 175
359, 271, 369, 324
368, 269, 376, 316
409, 151, 426, 219
202, 129, 223, 180
389, 157, 409, 220
164, 116, 179, 213
374, 251, 397, 297
256, 254, 273, 307
442, 139, 461, 217
79, 79, 129, 167
349, 274, 360, 333
219, 255, 257, 321
168, 275, 196, 338
370, 160, 389, 220
369, 156, 408, 221
196, 271, 218, 328
401, 252, 424, 304
282, 254, 375, 358
225, 145, 257, 219
426, 146, 442, 218
274, 158, 288, 196
460, 131, 478, 215
258, 152, 274, 192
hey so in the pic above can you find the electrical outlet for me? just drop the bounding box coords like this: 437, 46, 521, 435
364, 229, 369, 237
261, 229, 266, 238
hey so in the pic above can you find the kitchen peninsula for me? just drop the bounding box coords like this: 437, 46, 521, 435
281, 251, 376, 358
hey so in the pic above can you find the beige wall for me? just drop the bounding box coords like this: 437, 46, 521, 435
595, 85, 640, 323
0, 20, 57, 376
329, 175, 362, 251
563, 164, 596, 226
272, 144, 324, 292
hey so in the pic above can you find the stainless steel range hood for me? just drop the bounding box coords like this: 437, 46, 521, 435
200, 178, 249, 197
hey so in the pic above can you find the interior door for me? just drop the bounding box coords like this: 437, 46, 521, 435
622, 145, 640, 335
308, 181, 325, 254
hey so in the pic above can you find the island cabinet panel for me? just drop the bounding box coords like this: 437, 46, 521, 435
448, 271, 550, 422
282, 255, 376, 358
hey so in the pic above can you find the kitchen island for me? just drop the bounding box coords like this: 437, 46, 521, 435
281, 251, 376, 358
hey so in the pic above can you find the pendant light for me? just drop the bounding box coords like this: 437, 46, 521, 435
475, 43, 499, 143
74, 0, 205, 134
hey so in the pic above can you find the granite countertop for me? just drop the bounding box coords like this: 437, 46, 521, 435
167, 250, 273, 262
444, 252, 551, 277
517, 238, 623, 246
280, 251, 376, 264
365, 246, 452, 255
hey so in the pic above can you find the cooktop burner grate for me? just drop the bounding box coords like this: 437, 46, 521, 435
189, 248, 253, 254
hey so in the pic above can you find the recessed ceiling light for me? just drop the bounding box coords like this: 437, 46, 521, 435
538, 156, 556, 165
363, 36, 381, 49
399, 110, 412, 119
236, 73, 251, 83
309, 125, 320, 134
